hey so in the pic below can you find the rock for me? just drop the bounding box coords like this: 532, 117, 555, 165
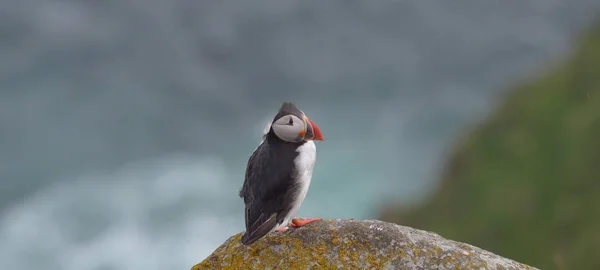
191, 219, 537, 270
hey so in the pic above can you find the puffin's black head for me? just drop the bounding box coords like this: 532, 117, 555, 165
269, 102, 324, 143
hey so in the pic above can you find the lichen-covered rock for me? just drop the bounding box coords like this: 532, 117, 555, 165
191, 219, 537, 270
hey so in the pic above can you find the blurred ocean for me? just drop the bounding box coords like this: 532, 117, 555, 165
1, 1, 600, 269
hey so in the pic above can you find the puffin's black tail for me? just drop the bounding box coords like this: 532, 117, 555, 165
240, 214, 278, 245
241, 232, 261, 245
241, 229, 269, 245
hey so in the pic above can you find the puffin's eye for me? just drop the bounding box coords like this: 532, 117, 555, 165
288, 117, 294, 125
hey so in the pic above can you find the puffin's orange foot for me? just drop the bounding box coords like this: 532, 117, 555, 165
275, 226, 289, 232
291, 218, 322, 228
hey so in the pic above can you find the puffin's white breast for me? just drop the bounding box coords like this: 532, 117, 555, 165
276, 140, 317, 229
295, 140, 317, 175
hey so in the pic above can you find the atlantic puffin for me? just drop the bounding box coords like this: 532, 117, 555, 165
239, 102, 324, 245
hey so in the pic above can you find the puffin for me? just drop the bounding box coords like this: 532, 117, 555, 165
239, 102, 324, 245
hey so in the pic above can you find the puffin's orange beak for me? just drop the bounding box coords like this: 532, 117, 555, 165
307, 118, 323, 141
304, 117, 323, 141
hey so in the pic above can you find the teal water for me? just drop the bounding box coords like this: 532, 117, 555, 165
2, 1, 600, 269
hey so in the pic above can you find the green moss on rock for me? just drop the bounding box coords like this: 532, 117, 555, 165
191, 219, 536, 270
380, 17, 600, 270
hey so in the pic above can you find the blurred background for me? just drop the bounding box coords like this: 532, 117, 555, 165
1, 1, 600, 270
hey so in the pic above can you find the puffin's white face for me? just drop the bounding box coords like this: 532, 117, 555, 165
271, 112, 323, 143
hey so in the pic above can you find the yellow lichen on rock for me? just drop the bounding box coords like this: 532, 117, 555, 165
191, 219, 537, 270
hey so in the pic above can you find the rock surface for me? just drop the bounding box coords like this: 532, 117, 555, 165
191, 219, 537, 270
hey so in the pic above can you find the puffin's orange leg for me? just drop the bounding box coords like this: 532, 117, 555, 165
291, 218, 322, 228
275, 226, 289, 232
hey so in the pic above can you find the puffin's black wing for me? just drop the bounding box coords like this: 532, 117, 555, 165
239, 139, 299, 245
